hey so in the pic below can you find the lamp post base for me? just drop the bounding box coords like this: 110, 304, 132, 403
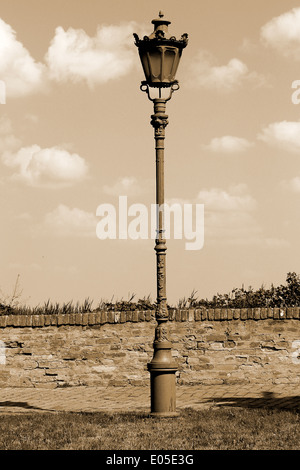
148, 365, 178, 417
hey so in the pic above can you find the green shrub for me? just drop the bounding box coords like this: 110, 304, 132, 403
192, 272, 300, 308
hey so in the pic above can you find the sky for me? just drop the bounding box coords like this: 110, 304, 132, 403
1, 0, 300, 307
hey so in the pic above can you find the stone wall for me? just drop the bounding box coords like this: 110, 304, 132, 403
0, 308, 300, 388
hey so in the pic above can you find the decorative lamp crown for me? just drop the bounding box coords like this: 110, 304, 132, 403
134, 12, 188, 88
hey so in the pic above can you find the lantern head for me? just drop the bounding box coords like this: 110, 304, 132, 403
134, 12, 188, 88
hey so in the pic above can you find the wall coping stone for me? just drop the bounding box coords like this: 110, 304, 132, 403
0, 307, 296, 328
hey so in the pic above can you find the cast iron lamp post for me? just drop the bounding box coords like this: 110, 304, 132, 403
134, 12, 188, 417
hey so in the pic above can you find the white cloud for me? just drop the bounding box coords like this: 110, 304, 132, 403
197, 184, 256, 212
0, 19, 47, 97
2, 144, 88, 188
103, 176, 152, 197
24, 113, 39, 124
261, 7, 300, 59
53, 265, 79, 275
203, 136, 254, 153
13, 212, 32, 221
196, 185, 263, 245
281, 176, 300, 193
204, 210, 262, 245
239, 37, 260, 54
0, 116, 13, 135
44, 204, 97, 237
0, 116, 21, 153
258, 121, 300, 153
196, 184, 288, 248
0, 116, 89, 188
9, 262, 41, 271
188, 50, 264, 92
45, 22, 137, 87
264, 238, 290, 248
0, 18, 143, 96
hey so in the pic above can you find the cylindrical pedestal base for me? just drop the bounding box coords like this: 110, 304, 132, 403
148, 368, 178, 417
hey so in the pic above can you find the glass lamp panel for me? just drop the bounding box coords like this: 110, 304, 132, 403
163, 48, 177, 82
140, 51, 150, 81
148, 49, 162, 81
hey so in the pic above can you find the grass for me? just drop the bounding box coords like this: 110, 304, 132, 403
0, 407, 300, 450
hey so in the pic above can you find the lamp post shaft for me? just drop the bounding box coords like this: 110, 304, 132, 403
147, 98, 178, 417
153, 99, 168, 317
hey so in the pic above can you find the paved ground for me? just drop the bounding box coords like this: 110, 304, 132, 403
0, 383, 300, 414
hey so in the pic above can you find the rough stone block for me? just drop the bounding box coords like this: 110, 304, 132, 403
125, 311, 132, 322
224, 340, 236, 349
247, 308, 253, 320
267, 308, 274, 319
11, 315, 21, 327
220, 309, 227, 320
6, 315, 14, 327
101, 311, 107, 324
273, 308, 280, 319
188, 309, 194, 322
168, 309, 175, 321
279, 309, 285, 320
286, 308, 293, 319
18, 315, 27, 327
50, 315, 58, 326
181, 310, 188, 322
233, 309, 240, 320
214, 309, 221, 321
194, 309, 201, 321
33, 315, 44, 327
208, 309, 214, 321
138, 311, 145, 322
293, 307, 300, 319
132, 312, 139, 323
201, 309, 207, 321
120, 312, 126, 323
145, 311, 152, 322
261, 308, 268, 320
227, 309, 233, 321
88, 313, 96, 325
240, 309, 247, 320
254, 308, 261, 320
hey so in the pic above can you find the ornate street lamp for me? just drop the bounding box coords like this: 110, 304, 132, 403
134, 12, 188, 417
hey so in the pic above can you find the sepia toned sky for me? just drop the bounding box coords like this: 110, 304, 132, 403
1, 0, 300, 307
